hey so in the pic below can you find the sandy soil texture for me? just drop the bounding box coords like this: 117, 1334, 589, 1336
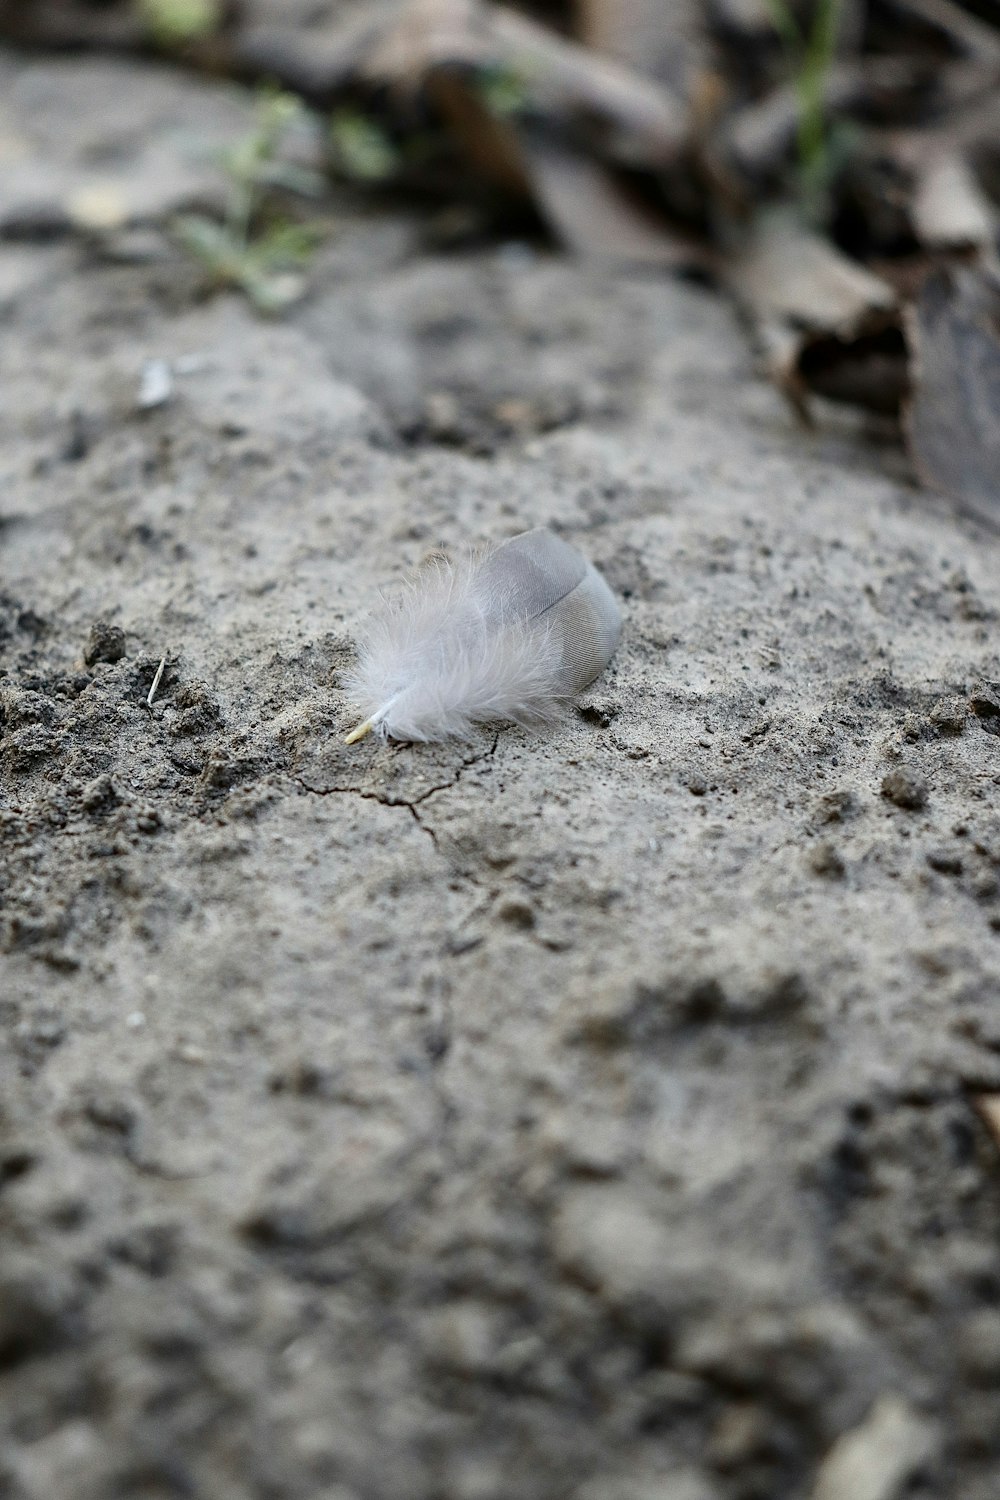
3, 52, 1000, 1500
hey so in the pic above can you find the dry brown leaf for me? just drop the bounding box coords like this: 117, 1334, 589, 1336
797, 328, 909, 414
412, 61, 708, 266
520, 133, 712, 268
234, 6, 397, 99
874, 0, 1000, 66
719, 58, 936, 194
573, 0, 705, 96
365, 0, 690, 168
364, 0, 486, 83
424, 68, 534, 197
905, 264, 1000, 524
728, 212, 900, 413
494, 7, 688, 165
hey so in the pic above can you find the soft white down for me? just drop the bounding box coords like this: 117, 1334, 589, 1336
344, 528, 621, 744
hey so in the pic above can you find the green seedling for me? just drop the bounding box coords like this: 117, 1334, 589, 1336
138, 0, 221, 48
764, 0, 843, 224
328, 111, 401, 183
476, 64, 529, 119
175, 89, 325, 314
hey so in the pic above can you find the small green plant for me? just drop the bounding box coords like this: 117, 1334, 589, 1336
138, 0, 221, 48
476, 64, 529, 119
175, 89, 325, 314
764, 0, 842, 224
328, 110, 401, 183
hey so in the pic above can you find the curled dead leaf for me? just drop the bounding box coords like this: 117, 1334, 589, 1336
728, 211, 901, 416
905, 264, 1000, 523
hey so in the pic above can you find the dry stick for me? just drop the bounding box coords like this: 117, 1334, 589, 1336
147, 657, 166, 709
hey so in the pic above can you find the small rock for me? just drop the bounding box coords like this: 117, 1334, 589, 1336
880, 771, 928, 811
199, 754, 249, 793
137, 358, 173, 411
83, 621, 126, 666
929, 697, 967, 735
175, 1043, 206, 1065
811, 1396, 936, 1500
495, 897, 535, 930
577, 698, 619, 729
970, 681, 1000, 720
67, 182, 128, 232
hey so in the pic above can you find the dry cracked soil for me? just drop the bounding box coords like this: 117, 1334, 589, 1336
2, 46, 1000, 1500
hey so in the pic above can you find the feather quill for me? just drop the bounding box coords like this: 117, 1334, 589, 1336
344, 528, 621, 743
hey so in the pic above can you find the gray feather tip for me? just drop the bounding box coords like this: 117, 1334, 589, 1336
344, 528, 621, 745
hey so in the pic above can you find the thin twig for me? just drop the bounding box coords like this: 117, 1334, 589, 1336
147, 657, 166, 708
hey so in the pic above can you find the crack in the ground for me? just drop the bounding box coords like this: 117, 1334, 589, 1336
408, 802, 438, 849
291, 733, 500, 854
292, 733, 498, 807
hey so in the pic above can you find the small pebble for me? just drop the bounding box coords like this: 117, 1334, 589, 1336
495, 897, 535, 931
83, 620, 126, 666
881, 771, 928, 811
137, 358, 173, 411
929, 697, 967, 735
175, 1043, 206, 1065
811, 1395, 936, 1500
970, 681, 1000, 720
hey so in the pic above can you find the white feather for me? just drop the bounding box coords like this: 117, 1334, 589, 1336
344, 529, 621, 744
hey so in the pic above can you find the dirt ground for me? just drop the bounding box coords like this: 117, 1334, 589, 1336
3, 49, 1000, 1500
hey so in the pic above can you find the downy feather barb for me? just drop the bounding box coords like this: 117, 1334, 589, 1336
344, 528, 621, 743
